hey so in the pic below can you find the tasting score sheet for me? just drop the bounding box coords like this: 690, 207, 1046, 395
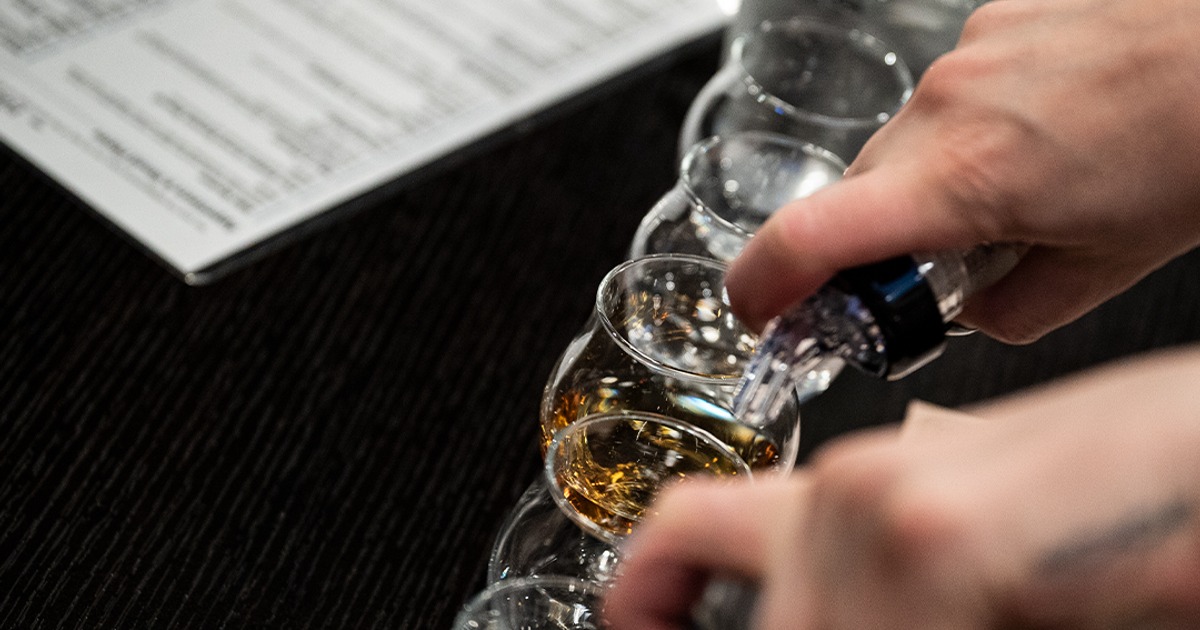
0, 0, 726, 282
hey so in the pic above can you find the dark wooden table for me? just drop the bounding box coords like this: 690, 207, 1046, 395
2, 38, 1198, 628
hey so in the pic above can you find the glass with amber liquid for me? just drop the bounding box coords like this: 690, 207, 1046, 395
545, 411, 753, 544
539, 254, 802, 539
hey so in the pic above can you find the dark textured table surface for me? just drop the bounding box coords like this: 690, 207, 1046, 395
2, 39, 1199, 628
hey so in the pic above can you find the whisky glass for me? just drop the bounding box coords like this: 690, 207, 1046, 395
486, 477, 762, 627
544, 411, 753, 544
454, 576, 605, 630
629, 131, 845, 262
728, 0, 983, 81
680, 13, 914, 164
487, 477, 620, 584
539, 255, 801, 531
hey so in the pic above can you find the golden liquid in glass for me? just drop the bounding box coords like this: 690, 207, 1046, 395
541, 327, 781, 469
551, 413, 777, 537
542, 330, 781, 537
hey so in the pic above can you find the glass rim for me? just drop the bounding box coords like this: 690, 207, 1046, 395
677, 132, 848, 237
731, 16, 915, 129
595, 253, 749, 384
543, 410, 753, 545
454, 575, 605, 628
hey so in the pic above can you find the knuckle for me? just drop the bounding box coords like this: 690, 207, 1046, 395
808, 438, 906, 523
809, 442, 895, 506
910, 54, 966, 111
915, 45, 1004, 107
809, 442, 975, 571
878, 489, 973, 568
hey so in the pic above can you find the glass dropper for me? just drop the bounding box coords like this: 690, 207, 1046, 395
733, 244, 1024, 427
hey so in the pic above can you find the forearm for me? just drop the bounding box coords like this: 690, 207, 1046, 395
968, 344, 1200, 625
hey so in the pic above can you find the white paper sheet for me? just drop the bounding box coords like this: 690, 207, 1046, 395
0, 0, 726, 282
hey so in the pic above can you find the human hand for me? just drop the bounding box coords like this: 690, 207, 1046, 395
603, 345, 1200, 629
726, 0, 1200, 343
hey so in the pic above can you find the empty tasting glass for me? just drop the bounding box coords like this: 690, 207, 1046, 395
454, 576, 605, 630
629, 131, 845, 262
728, 0, 985, 81
539, 254, 802, 535
679, 13, 914, 164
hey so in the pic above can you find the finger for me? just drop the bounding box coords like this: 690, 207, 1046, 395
956, 245, 1159, 344
603, 478, 794, 630
725, 166, 992, 331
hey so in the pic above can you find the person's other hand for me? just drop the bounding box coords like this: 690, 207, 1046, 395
727, 0, 1200, 343
603, 345, 1200, 629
